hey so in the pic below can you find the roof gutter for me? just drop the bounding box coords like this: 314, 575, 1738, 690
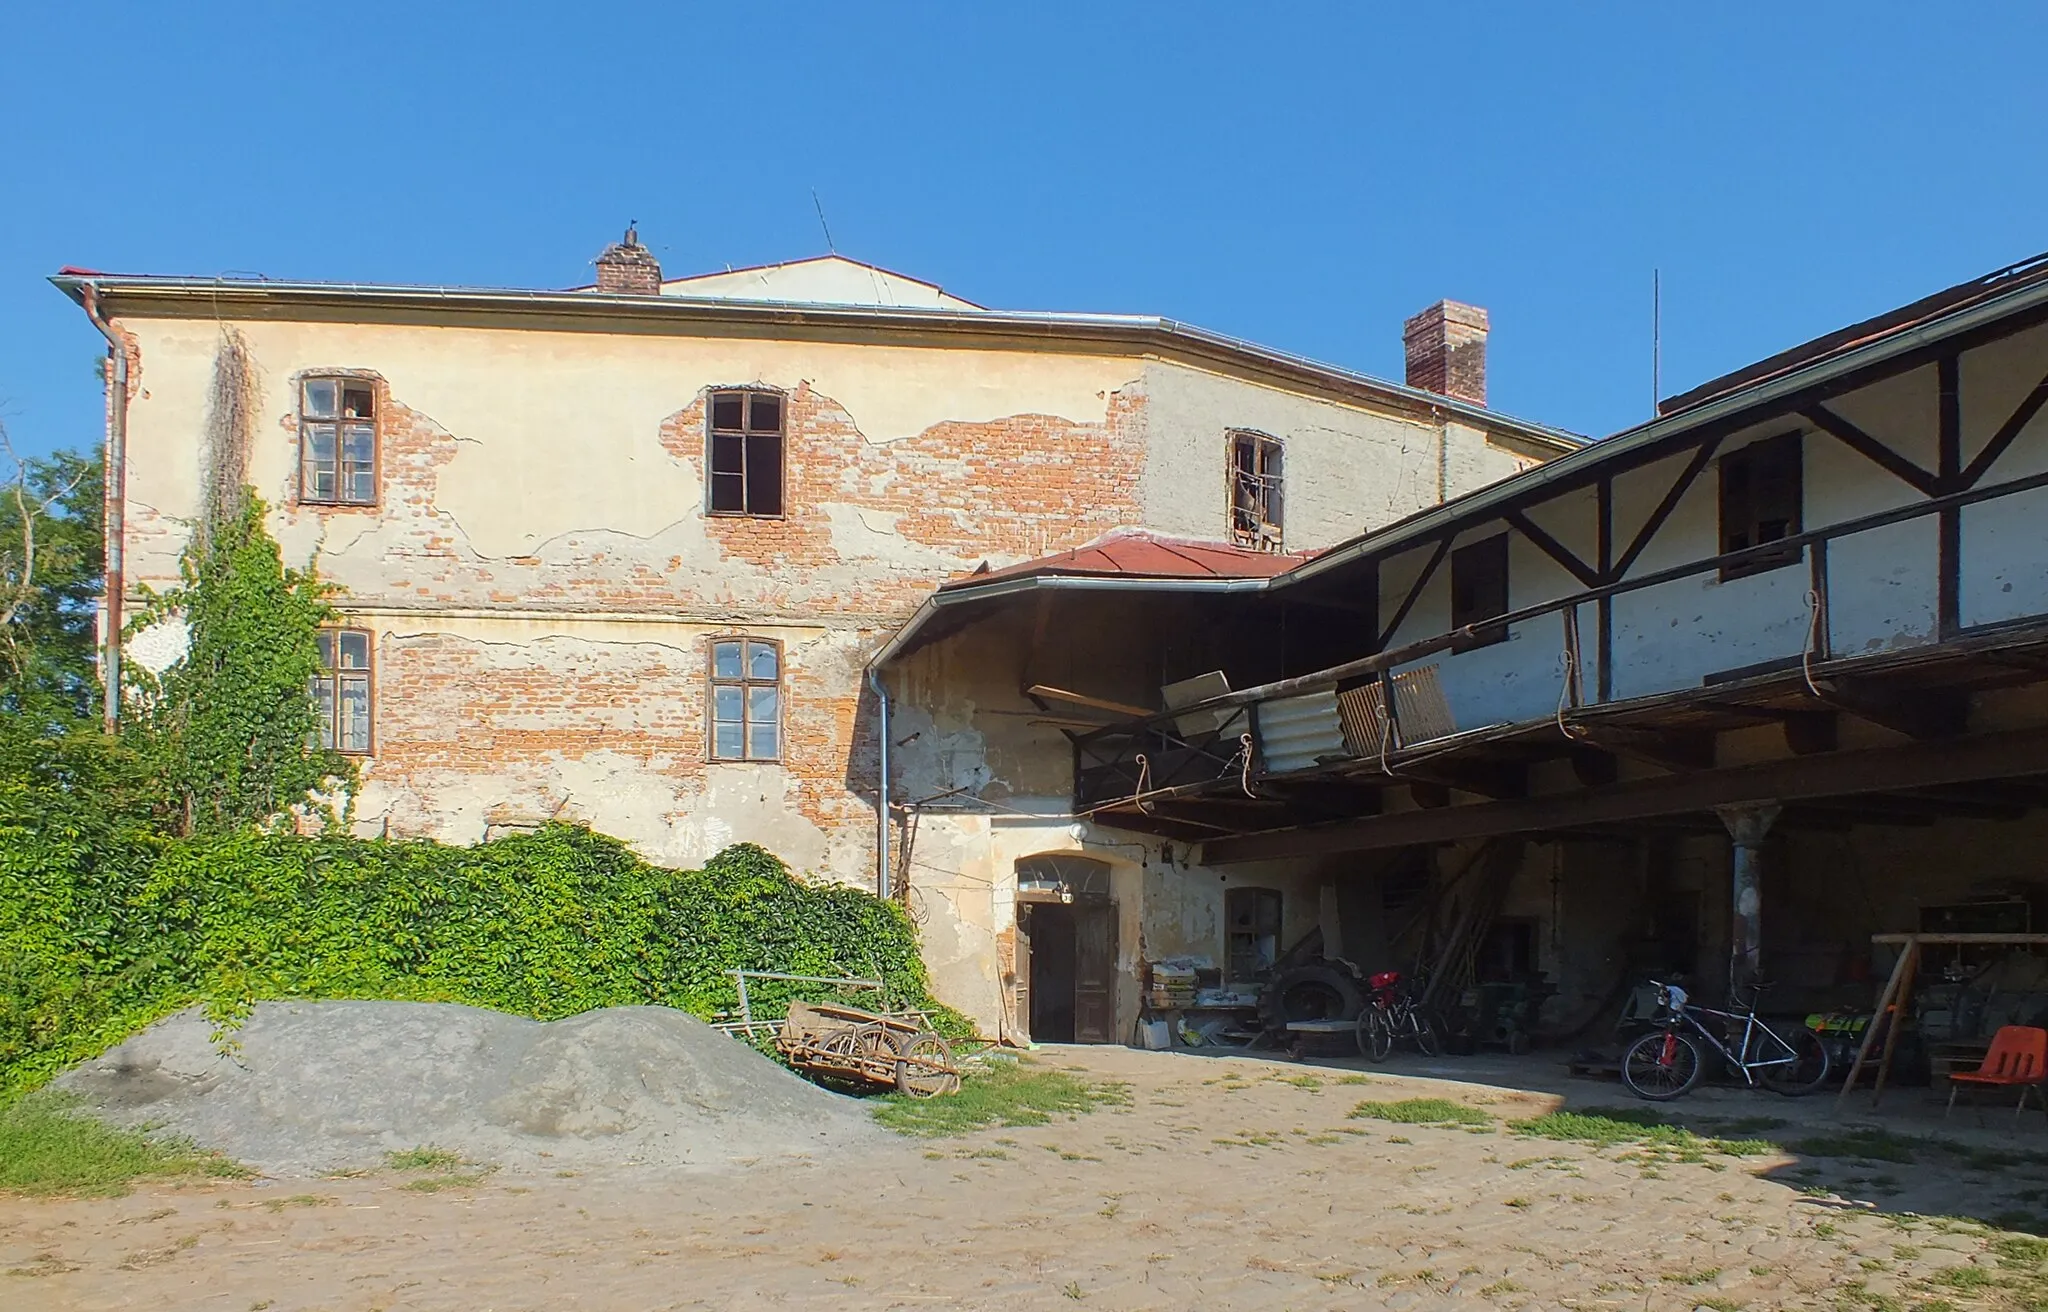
1286, 270, 2048, 585
47, 274, 1582, 455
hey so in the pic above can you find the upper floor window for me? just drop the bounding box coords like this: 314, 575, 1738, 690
1719, 433, 1803, 579
300, 377, 377, 506
707, 390, 784, 517
311, 627, 374, 754
1450, 533, 1510, 651
710, 637, 781, 761
1227, 430, 1284, 551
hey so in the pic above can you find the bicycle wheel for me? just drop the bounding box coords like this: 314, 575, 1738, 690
1357, 1008, 1393, 1062
1756, 1025, 1831, 1097
1621, 1029, 1704, 1101
1411, 1010, 1441, 1058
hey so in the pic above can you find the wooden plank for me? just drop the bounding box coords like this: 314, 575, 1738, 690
1835, 935, 1914, 1112
1870, 940, 1920, 1110
1026, 684, 1154, 718
1201, 725, 2048, 864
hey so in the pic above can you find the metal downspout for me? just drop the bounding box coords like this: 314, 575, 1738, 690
867, 665, 892, 900
80, 285, 127, 735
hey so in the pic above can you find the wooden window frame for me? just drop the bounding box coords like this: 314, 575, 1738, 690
1226, 429, 1285, 551
707, 635, 784, 763
1450, 533, 1511, 652
298, 375, 380, 508
1718, 431, 1804, 581
312, 626, 375, 755
705, 388, 788, 519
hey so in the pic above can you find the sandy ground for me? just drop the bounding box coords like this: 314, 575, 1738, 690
5, 1044, 2045, 1311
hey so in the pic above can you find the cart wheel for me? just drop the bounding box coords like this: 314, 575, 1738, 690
893, 1031, 961, 1098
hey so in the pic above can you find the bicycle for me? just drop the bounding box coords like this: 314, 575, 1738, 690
1356, 970, 1441, 1061
1621, 980, 1831, 1101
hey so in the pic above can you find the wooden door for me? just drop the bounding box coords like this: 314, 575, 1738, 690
1073, 902, 1119, 1044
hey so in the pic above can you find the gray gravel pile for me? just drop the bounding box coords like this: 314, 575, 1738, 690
56, 1000, 880, 1177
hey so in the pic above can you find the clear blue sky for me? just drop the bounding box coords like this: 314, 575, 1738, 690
4, 4, 2046, 462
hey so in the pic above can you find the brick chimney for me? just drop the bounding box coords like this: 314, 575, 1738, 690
594, 225, 662, 295
1403, 300, 1489, 406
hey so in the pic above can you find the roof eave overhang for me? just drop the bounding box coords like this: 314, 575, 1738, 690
1284, 268, 2048, 585
48, 274, 1581, 454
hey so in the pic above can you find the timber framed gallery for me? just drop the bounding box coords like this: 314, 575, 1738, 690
875, 249, 2048, 1044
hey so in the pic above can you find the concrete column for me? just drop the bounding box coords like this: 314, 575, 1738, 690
1715, 804, 1782, 993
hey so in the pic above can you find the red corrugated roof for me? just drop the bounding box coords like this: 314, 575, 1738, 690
941, 530, 1303, 591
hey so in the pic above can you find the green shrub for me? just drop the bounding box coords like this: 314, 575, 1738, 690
0, 817, 957, 1096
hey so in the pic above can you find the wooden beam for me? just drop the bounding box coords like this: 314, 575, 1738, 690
1811, 678, 1968, 741
1569, 747, 1620, 787
1802, 403, 1943, 497
1569, 724, 1715, 772
1396, 758, 1529, 800
1026, 685, 1153, 718
1938, 353, 1962, 638
1504, 509, 1601, 589
1960, 362, 2048, 489
1836, 936, 1915, 1111
1377, 537, 1452, 649
1611, 437, 1721, 580
1782, 710, 1838, 756
1200, 724, 2048, 864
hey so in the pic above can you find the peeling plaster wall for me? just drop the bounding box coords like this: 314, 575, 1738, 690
1137, 360, 1547, 551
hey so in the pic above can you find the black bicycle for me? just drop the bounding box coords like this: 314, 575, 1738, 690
1621, 981, 1830, 1101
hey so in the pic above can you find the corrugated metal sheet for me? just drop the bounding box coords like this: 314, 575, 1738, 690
1256, 691, 1348, 774
1336, 664, 1457, 757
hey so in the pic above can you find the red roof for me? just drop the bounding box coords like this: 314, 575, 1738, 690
941, 529, 1302, 591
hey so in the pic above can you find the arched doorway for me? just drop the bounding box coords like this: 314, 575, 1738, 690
1015, 855, 1118, 1044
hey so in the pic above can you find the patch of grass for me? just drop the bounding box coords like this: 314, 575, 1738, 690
1928, 1266, 1993, 1290
1512, 1106, 1769, 1158
1333, 1074, 1376, 1085
383, 1145, 465, 1172
873, 1060, 1126, 1137
0, 1095, 247, 1198
1661, 1266, 1721, 1285
399, 1171, 491, 1193
1992, 1234, 2048, 1269
1347, 1098, 1490, 1126
1783, 1128, 1918, 1164
1480, 1279, 1523, 1296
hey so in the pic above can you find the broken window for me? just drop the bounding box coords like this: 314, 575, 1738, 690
1718, 432, 1803, 579
1450, 533, 1510, 651
1227, 430, 1284, 550
311, 628, 373, 754
709, 637, 781, 761
1225, 887, 1282, 981
707, 390, 785, 517
299, 377, 377, 506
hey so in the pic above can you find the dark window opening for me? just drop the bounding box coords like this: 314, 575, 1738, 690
709, 637, 781, 761
311, 628, 373, 754
708, 389, 785, 517
300, 377, 377, 506
1225, 886, 1283, 980
1719, 432, 1803, 580
1450, 533, 1510, 651
1228, 430, 1284, 550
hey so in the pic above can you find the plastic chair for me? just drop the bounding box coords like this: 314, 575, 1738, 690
1946, 1025, 2048, 1123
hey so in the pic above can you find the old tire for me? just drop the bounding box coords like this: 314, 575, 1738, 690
893, 1032, 961, 1098
1262, 964, 1365, 1034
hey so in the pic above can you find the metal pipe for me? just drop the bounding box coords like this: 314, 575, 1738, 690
79, 284, 126, 735
867, 665, 892, 900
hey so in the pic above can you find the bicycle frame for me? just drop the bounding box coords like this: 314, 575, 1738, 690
1660, 1001, 1800, 1084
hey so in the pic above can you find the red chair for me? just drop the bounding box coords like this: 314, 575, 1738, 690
1946, 1025, 2048, 1123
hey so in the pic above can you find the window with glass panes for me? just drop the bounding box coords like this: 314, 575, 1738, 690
312, 629, 373, 754
709, 638, 780, 761
706, 390, 784, 516
299, 377, 377, 505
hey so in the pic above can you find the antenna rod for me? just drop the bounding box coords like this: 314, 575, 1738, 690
1652, 267, 1662, 416
812, 189, 836, 254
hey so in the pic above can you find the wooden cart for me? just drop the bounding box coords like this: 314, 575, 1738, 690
776, 999, 962, 1097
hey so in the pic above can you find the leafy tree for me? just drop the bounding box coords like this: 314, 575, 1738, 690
0, 433, 102, 722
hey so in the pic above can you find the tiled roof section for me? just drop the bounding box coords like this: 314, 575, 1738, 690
942, 530, 1304, 591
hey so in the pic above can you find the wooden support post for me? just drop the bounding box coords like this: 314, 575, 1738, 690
1870, 940, 1921, 1109
1835, 934, 1914, 1112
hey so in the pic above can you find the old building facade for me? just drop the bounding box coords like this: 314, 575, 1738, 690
60, 242, 1573, 1035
